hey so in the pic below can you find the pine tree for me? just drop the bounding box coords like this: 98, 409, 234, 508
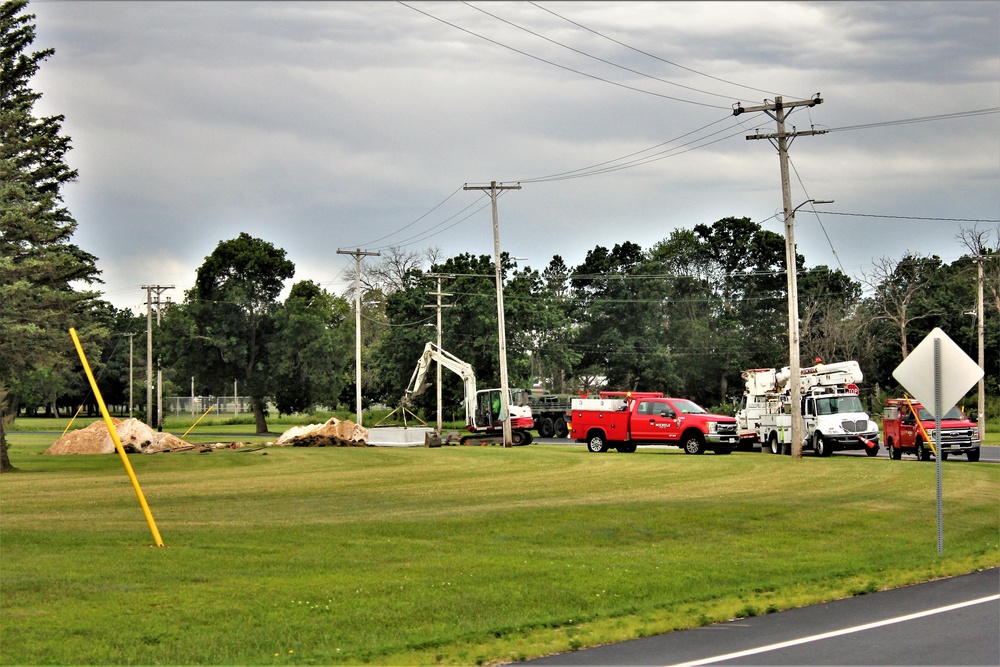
1, 0, 102, 472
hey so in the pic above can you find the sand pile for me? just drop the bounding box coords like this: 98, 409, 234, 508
275, 417, 368, 447
45, 418, 194, 455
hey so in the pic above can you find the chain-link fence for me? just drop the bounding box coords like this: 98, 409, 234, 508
165, 396, 254, 417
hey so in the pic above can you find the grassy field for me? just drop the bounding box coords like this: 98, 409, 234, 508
1, 422, 998, 666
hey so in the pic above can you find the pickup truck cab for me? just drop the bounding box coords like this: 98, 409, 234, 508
882, 399, 980, 462
570, 392, 739, 454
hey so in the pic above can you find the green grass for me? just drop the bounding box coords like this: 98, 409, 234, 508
1, 429, 998, 666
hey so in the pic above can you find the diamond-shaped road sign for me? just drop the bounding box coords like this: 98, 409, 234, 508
892, 327, 983, 420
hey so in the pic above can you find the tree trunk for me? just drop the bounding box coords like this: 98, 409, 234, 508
1, 387, 17, 473
251, 396, 269, 434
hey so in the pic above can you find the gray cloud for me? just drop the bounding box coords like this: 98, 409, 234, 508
26, 0, 1000, 311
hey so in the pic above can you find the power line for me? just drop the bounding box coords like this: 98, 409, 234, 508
825, 108, 1000, 132
396, 0, 729, 109
527, 0, 790, 100
354, 185, 465, 248
517, 116, 766, 183
821, 212, 1000, 223
788, 156, 846, 275
462, 1, 746, 103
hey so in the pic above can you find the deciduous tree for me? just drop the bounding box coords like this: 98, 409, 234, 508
160, 233, 294, 434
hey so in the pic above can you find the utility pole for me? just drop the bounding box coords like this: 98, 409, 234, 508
126, 332, 135, 418
735, 94, 826, 458
463, 181, 521, 447
142, 285, 173, 428
425, 274, 454, 433
974, 255, 986, 440
337, 248, 380, 426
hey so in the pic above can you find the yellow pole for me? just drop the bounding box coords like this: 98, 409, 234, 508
60, 403, 85, 439
903, 394, 937, 456
69, 328, 164, 547
180, 404, 215, 440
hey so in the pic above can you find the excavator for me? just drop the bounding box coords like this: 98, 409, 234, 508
402, 342, 534, 445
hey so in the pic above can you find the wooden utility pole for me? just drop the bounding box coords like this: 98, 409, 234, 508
425, 274, 454, 433
735, 95, 826, 458
337, 248, 380, 426
974, 256, 986, 440
463, 181, 521, 447
142, 285, 173, 428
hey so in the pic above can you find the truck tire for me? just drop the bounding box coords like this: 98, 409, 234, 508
967, 447, 981, 462
682, 432, 705, 455
617, 443, 637, 453
814, 432, 833, 457
888, 438, 902, 460
769, 434, 782, 455
916, 439, 931, 461
587, 433, 608, 453
865, 443, 880, 457
537, 417, 554, 438
940, 451, 949, 461
555, 417, 569, 438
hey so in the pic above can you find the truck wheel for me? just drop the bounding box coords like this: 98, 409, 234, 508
940, 451, 949, 461
587, 433, 608, 453
888, 438, 902, 460
814, 432, 832, 457
769, 434, 782, 455
537, 417, 554, 438
968, 448, 981, 462
511, 430, 528, 446
682, 433, 705, 455
617, 443, 637, 453
916, 440, 931, 461
865, 444, 880, 457
555, 417, 569, 438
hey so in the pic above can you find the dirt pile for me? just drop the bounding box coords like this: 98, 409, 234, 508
45, 418, 194, 455
274, 417, 368, 447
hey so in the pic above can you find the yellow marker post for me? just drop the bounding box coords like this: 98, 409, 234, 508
69, 328, 164, 547
180, 404, 215, 440
60, 403, 85, 439
903, 394, 937, 456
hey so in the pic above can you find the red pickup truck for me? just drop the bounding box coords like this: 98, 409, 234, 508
882, 398, 981, 462
569, 392, 739, 454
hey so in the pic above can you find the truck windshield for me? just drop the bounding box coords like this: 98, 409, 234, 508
670, 399, 707, 414
916, 406, 966, 421
815, 395, 864, 415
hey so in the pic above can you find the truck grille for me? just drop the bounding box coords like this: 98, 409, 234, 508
840, 419, 868, 433
715, 422, 737, 435
939, 428, 977, 445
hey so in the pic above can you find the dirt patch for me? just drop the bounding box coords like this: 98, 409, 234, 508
45, 418, 195, 455
274, 417, 368, 447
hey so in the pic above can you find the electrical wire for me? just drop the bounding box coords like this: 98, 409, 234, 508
517, 116, 768, 183
354, 185, 465, 248
526, 0, 791, 100
788, 156, 847, 274
825, 108, 1000, 132
396, 1, 730, 109
462, 1, 748, 103
819, 212, 1000, 223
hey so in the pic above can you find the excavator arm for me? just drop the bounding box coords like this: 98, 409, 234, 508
403, 342, 478, 427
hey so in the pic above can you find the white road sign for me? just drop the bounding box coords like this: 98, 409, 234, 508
892, 327, 983, 419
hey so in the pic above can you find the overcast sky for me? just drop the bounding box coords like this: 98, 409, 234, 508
27, 0, 1000, 313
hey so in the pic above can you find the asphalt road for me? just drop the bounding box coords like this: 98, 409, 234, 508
526, 568, 1000, 666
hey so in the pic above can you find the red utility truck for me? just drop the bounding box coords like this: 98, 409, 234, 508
569, 391, 739, 454
882, 399, 981, 462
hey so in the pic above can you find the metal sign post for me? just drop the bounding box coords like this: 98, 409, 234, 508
893, 327, 983, 555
